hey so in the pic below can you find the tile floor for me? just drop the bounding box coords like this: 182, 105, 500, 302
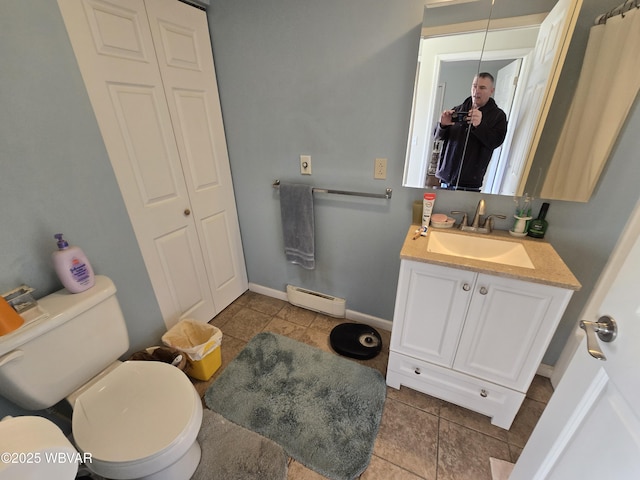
191, 291, 553, 480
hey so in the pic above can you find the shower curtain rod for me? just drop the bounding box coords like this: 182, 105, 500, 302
596, 0, 639, 25
272, 180, 392, 199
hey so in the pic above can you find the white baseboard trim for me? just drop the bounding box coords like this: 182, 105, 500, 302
490, 457, 515, 480
248, 283, 392, 332
345, 309, 392, 332
536, 363, 554, 379
249, 282, 287, 301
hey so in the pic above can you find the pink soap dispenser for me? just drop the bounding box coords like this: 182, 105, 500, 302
52, 233, 95, 293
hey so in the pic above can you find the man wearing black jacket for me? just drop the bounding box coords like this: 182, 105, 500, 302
434, 72, 507, 191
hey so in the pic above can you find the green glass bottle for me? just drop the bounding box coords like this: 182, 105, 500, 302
528, 203, 550, 238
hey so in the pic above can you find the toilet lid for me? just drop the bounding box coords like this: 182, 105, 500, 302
72, 361, 198, 463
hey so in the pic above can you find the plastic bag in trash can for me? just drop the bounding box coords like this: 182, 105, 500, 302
161, 319, 222, 361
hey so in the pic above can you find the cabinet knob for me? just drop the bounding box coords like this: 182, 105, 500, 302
462, 283, 471, 291
480, 389, 488, 398
184, 208, 191, 216
414, 368, 421, 375
479, 286, 488, 295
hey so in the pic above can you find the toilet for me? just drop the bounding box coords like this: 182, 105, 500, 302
0, 276, 203, 480
0, 415, 79, 480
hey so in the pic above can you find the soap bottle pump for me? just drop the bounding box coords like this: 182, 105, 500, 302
52, 234, 95, 293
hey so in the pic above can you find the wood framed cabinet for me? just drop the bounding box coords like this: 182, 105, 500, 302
387, 259, 574, 429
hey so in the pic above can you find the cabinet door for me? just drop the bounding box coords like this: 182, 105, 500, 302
453, 273, 572, 391
391, 261, 475, 367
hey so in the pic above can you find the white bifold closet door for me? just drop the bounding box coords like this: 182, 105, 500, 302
58, 0, 247, 328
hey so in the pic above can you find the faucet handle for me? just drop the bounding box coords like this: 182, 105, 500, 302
482, 214, 507, 232
450, 211, 468, 228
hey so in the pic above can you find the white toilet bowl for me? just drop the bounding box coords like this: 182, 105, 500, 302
0, 276, 203, 480
0, 415, 78, 480
0, 362, 202, 480
71, 361, 203, 480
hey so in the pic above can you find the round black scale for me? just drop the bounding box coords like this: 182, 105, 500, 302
329, 323, 382, 360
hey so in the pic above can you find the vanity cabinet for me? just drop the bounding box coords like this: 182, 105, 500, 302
387, 259, 573, 429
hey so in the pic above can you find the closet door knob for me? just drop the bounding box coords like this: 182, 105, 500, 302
184, 208, 191, 216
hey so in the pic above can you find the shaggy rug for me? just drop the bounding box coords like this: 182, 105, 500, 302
191, 409, 288, 480
204, 332, 387, 480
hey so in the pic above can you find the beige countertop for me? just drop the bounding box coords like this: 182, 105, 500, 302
400, 225, 581, 291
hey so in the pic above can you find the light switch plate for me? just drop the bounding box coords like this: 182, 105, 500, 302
300, 155, 312, 175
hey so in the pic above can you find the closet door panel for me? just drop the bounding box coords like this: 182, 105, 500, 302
173, 91, 221, 190
146, 0, 248, 310
155, 226, 212, 316
108, 84, 180, 206
58, 0, 217, 326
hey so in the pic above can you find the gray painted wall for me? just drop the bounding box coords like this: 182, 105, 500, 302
0, 1, 165, 418
206, 0, 639, 365
0, 0, 636, 420
440, 60, 512, 111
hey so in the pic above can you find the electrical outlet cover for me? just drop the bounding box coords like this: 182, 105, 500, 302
374, 158, 387, 179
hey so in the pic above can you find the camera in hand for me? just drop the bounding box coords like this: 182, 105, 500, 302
451, 111, 469, 123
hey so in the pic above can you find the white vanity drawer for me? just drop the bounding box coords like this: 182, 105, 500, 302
387, 351, 524, 430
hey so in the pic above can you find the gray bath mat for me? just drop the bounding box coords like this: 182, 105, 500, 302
204, 332, 386, 480
191, 409, 287, 480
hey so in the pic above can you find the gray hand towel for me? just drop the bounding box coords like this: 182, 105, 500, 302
279, 183, 315, 269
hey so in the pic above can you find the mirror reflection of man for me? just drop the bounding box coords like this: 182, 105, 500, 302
434, 72, 507, 191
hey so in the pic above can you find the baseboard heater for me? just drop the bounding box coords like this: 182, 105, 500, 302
286, 285, 346, 318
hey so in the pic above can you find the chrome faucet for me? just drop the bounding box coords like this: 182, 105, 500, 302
471, 199, 486, 229
452, 199, 506, 233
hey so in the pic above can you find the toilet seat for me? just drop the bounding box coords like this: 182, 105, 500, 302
72, 361, 202, 479
0, 415, 78, 480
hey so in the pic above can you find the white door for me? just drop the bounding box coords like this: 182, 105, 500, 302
499, 0, 582, 195
145, 0, 248, 314
58, 0, 247, 327
510, 198, 640, 479
482, 58, 522, 193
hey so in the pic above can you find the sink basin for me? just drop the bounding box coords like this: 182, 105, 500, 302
427, 231, 535, 269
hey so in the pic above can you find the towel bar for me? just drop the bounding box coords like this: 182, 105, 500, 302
272, 180, 392, 200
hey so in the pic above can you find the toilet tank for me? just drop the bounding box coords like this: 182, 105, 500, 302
0, 276, 129, 410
